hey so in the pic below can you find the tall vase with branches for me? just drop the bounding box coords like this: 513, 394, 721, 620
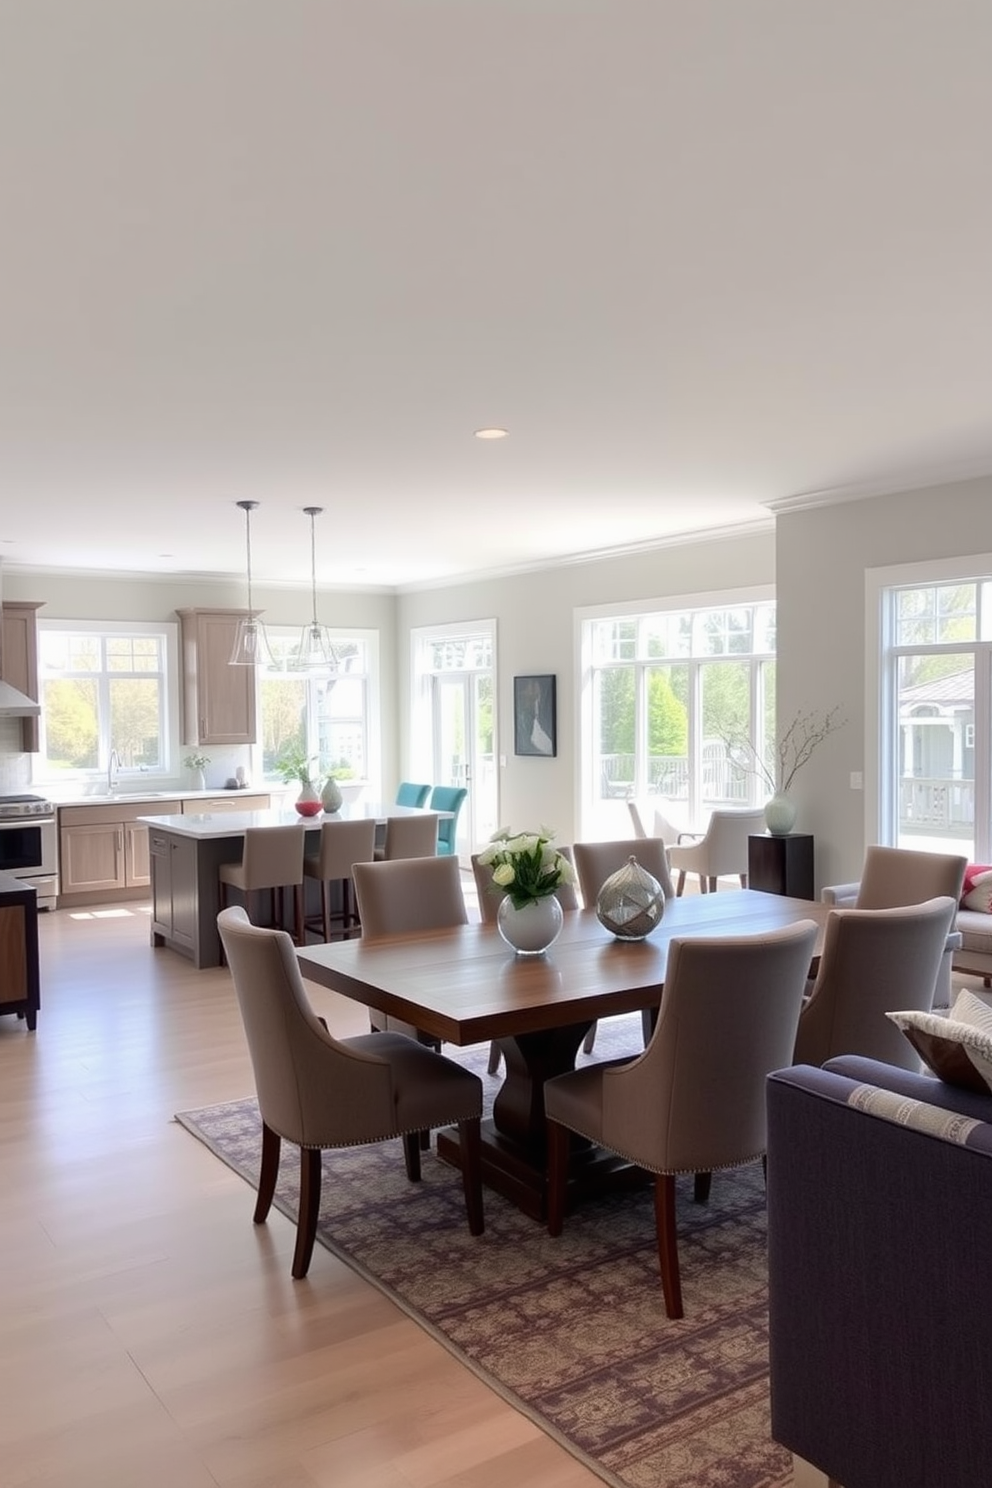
727, 706, 847, 835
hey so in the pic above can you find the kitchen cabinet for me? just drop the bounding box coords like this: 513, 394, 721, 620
177, 608, 257, 747
1, 601, 43, 753
149, 829, 198, 954
182, 793, 270, 813
0, 870, 40, 1031
59, 800, 182, 904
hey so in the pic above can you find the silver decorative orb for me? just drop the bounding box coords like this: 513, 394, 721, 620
596, 855, 665, 940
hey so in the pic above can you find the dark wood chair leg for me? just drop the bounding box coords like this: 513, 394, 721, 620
253, 1120, 281, 1222
487, 1040, 502, 1074
739, 872, 748, 888
546, 1117, 570, 1236
676, 869, 686, 897
402, 1130, 422, 1180
294, 883, 304, 946
457, 1115, 485, 1235
693, 1170, 712, 1203
320, 881, 331, 942
292, 1147, 323, 1279
654, 1172, 684, 1318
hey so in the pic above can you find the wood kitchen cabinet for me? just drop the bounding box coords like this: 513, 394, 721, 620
0, 871, 40, 1031
1, 601, 43, 752
182, 793, 270, 813
59, 800, 182, 905
177, 608, 258, 747
149, 829, 197, 954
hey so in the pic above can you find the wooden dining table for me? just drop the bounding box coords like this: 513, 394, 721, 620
297, 889, 830, 1219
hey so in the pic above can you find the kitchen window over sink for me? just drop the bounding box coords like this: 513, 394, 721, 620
35, 621, 175, 785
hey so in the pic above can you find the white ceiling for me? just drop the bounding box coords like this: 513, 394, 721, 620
2, 2, 991, 592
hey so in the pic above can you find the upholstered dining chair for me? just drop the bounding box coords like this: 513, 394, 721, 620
821, 845, 967, 1008
353, 854, 467, 1047
793, 895, 959, 1070
302, 816, 377, 942
395, 782, 431, 808
217, 906, 484, 1279
471, 846, 581, 1072
627, 798, 698, 849
572, 837, 675, 1051
573, 836, 676, 907
429, 784, 467, 856
667, 808, 767, 896
373, 811, 440, 861
544, 918, 819, 1318
217, 823, 306, 949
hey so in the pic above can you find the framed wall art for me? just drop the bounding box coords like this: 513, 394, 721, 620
514, 674, 557, 757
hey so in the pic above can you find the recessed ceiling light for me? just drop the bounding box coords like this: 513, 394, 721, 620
474, 427, 508, 440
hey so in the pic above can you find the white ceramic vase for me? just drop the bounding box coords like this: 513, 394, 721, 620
496, 894, 564, 956
321, 776, 343, 812
764, 791, 797, 836
295, 784, 323, 818
195, 769, 206, 792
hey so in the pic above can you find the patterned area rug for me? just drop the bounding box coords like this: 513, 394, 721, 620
175, 1016, 791, 1488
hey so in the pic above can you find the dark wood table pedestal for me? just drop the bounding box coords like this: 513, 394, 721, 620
435, 1021, 649, 1221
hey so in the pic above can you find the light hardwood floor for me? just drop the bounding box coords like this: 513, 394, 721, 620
0, 894, 604, 1488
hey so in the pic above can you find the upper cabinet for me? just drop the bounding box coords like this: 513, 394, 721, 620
176, 608, 257, 746
1, 601, 44, 752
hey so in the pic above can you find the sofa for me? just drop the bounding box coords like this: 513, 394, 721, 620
766, 1055, 992, 1488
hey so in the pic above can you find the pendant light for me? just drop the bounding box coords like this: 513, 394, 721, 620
295, 506, 338, 670
229, 500, 274, 667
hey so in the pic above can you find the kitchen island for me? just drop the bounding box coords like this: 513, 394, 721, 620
0, 870, 40, 1030
140, 803, 446, 969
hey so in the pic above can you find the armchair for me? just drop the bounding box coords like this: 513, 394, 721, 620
667, 808, 766, 896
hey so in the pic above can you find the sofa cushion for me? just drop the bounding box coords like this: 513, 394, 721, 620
961, 864, 992, 912
956, 907, 992, 953
887, 989, 992, 1094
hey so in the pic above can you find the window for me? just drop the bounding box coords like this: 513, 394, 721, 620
874, 567, 992, 861
36, 622, 175, 784
580, 594, 775, 837
257, 630, 378, 791
410, 621, 498, 850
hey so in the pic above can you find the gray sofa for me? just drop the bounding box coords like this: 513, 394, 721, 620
952, 906, 992, 986
766, 1056, 992, 1488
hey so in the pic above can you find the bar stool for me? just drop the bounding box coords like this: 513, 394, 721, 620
302, 817, 377, 942
373, 812, 440, 861
218, 825, 306, 949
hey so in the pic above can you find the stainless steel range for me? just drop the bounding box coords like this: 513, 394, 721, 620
0, 794, 58, 909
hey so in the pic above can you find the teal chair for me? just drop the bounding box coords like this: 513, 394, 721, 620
429, 785, 467, 856
395, 782, 430, 807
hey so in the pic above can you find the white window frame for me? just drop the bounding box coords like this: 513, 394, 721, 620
254, 627, 380, 796
576, 586, 775, 838
34, 618, 179, 787
866, 552, 992, 859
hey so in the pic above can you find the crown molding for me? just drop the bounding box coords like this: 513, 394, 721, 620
766, 457, 992, 517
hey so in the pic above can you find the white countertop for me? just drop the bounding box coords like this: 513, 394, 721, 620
137, 801, 447, 839
49, 787, 272, 808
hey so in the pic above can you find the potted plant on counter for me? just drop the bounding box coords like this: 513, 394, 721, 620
275, 744, 324, 817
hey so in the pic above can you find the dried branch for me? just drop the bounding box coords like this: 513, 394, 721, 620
724, 706, 847, 795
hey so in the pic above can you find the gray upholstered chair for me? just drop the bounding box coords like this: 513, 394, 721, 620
793, 895, 958, 1070
573, 836, 676, 907
353, 854, 467, 1047
667, 807, 766, 896
471, 846, 581, 1072
544, 918, 819, 1318
373, 811, 440, 861
218, 823, 306, 947
302, 816, 377, 942
821, 845, 967, 1007
216, 905, 484, 1279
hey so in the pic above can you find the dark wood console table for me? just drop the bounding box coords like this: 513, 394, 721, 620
748, 833, 814, 900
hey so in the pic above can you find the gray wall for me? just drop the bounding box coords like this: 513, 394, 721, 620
397, 528, 776, 845
775, 473, 992, 890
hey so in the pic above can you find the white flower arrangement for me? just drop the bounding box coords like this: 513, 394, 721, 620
183, 752, 211, 772
476, 826, 574, 910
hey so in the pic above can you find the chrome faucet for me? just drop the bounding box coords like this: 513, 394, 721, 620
107, 748, 122, 791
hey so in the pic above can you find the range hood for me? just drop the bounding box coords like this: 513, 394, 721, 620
0, 560, 42, 716
0, 679, 41, 717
